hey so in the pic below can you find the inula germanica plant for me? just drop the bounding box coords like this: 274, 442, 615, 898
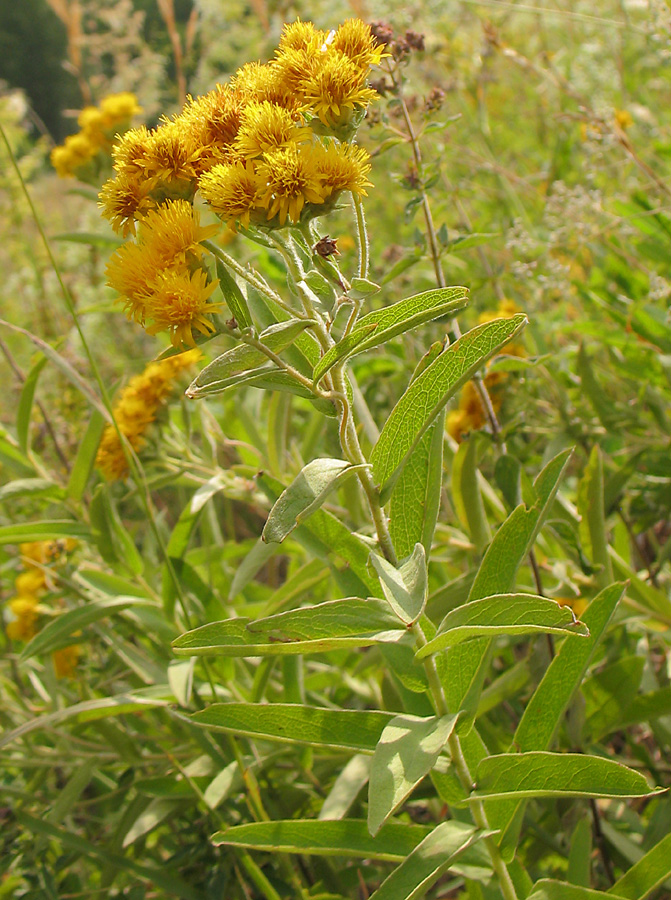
89, 17, 665, 900
5, 10, 671, 900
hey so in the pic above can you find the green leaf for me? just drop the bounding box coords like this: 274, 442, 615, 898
189, 703, 394, 752
313, 323, 380, 384
452, 436, 490, 554
212, 819, 433, 861
369, 543, 427, 625
186, 319, 315, 398
582, 656, 645, 742
416, 594, 588, 657
214, 256, 252, 328
229, 537, 278, 600
369, 822, 485, 900
90, 484, 143, 574
470, 752, 663, 801
319, 755, 371, 821
0, 428, 36, 477
0, 477, 63, 502
0, 689, 172, 750
528, 881, 628, 900
15, 811, 204, 900
487, 582, 625, 855
350, 286, 469, 357
567, 817, 592, 887
608, 831, 671, 898
372, 315, 527, 500
21, 596, 154, 660
368, 714, 458, 835
66, 410, 105, 501
262, 459, 368, 544
173, 599, 405, 657
16, 356, 47, 452
0, 520, 90, 545
577, 446, 613, 589
444, 450, 573, 723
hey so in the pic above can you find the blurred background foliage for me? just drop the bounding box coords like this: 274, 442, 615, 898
3, 1, 671, 897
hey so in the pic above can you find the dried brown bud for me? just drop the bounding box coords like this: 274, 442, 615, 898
405, 30, 425, 51
313, 235, 340, 258
369, 21, 395, 47
424, 86, 446, 112
370, 77, 392, 97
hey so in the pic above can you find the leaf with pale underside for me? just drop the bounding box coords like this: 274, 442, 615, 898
369, 543, 427, 625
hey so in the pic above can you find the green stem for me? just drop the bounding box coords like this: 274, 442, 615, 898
352, 192, 370, 279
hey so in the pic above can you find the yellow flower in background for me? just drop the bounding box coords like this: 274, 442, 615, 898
200, 160, 264, 229
52, 644, 82, 678
256, 144, 327, 225
235, 101, 312, 159
15, 569, 47, 596
51, 92, 142, 181
6, 595, 40, 642
557, 596, 589, 618
143, 269, 222, 347
96, 350, 201, 480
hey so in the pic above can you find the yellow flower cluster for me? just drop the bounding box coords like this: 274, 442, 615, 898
99, 19, 380, 345
4, 540, 80, 677
96, 350, 201, 480
51, 93, 142, 182
105, 200, 222, 347
447, 300, 526, 442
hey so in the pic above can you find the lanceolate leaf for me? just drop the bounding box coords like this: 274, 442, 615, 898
313, 323, 380, 384
369, 822, 486, 900
527, 881, 629, 900
416, 594, 588, 657
607, 832, 671, 898
172, 602, 406, 658
470, 752, 663, 801
189, 703, 395, 752
186, 319, 314, 398
443, 449, 573, 724
368, 713, 458, 835
355, 286, 469, 355
214, 255, 252, 328
262, 458, 368, 543
212, 819, 434, 861
372, 315, 527, 501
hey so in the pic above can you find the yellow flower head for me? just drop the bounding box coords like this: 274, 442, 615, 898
256, 144, 327, 225
138, 200, 220, 265
180, 86, 245, 172
277, 20, 326, 54
99, 170, 154, 236
235, 101, 311, 160
331, 19, 386, 70
96, 350, 201, 480
53, 644, 82, 678
313, 141, 372, 198
298, 50, 378, 128
112, 126, 153, 174
143, 268, 222, 347
77, 106, 107, 141
141, 120, 203, 190
200, 160, 263, 229
50, 132, 98, 178
233, 62, 298, 110
20, 539, 75, 567
105, 240, 157, 322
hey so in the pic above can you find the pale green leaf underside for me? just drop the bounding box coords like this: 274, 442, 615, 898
313, 323, 379, 384
369, 543, 427, 625
186, 318, 314, 398
372, 314, 527, 498
189, 703, 395, 752
369, 822, 486, 900
471, 751, 663, 801
416, 593, 588, 658
368, 713, 458, 835
262, 458, 367, 543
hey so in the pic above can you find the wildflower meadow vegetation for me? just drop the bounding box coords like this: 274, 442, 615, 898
3, 2, 671, 898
